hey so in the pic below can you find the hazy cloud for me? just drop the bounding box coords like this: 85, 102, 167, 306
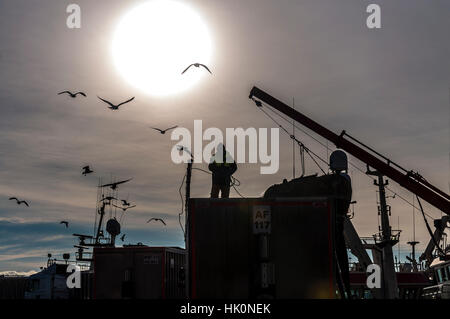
0, 0, 448, 271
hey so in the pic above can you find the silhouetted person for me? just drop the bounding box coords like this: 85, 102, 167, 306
208, 144, 237, 198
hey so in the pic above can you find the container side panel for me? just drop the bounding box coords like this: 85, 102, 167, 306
271, 202, 335, 298
191, 199, 251, 298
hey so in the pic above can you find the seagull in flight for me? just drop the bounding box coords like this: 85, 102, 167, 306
113, 204, 136, 212
121, 199, 131, 206
181, 63, 212, 75
147, 218, 166, 226
9, 197, 29, 207
97, 96, 135, 110
82, 165, 93, 176
58, 91, 87, 98
100, 196, 118, 202
60, 221, 69, 228
151, 126, 178, 135
99, 178, 132, 190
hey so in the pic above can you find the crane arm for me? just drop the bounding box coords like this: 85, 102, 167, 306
249, 86, 450, 214
420, 216, 450, 264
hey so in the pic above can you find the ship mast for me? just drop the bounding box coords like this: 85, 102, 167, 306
367, 168, 399, 298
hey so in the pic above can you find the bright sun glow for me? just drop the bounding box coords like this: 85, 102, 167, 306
112, 0, 213, 96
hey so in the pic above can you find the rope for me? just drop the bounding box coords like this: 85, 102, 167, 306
177, 166, 247, 236
192, 167, 246, 198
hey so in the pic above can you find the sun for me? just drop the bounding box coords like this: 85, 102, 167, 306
111, 0, 213, 97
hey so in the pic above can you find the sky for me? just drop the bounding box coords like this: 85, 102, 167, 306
0, 0, 448, 273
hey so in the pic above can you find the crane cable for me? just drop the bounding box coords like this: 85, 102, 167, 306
254, 99, 327, 174
253, 98, 440, 220
299, 144, 305, 177
258, 102, 329, 168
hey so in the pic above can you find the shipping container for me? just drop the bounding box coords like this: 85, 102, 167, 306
0, 276, 28, 299
94, 246, 185, 299
188, 197, 338, 299
70, 270, 94, 300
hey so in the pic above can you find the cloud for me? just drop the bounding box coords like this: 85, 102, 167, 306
0, 0, 448, 271
0, 270, 37, 277
36, 235, 68, 242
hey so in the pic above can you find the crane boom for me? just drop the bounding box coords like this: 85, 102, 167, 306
249, 86, 450, 214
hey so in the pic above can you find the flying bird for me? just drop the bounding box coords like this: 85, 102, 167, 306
121, 200, 131, 206
147, 218, 166, 226
60, 221, 69, 228
113, 204, 136, 212
99, 179, 132, 190
120, 234, 126, 242
58, 91, 87, 98
97, 96, 135, 110
100, 196, 118, 202
82, 165, 93, 176
150, 126, 178, 135
181, 63, 212, 75
9, 197, 29, 207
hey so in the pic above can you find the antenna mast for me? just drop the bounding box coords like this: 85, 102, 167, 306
292, 97, 295, 179
367, 168, 399, 298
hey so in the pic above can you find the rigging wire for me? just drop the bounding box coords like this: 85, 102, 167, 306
178, 173, 187, 236
299, 144, 305, 177
253, 98, 442, 220
264, 103, 330, 150
416, 195, 446, 256
260, 105, 328, 166
94, 177, 100, 236
257, 104, 328, 174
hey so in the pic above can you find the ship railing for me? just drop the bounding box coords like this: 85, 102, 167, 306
370, 229, 402, 244
348, 262, 366, 272
75, 251, 93, 261
350, 261, 426, 273
360, 236, 377, 246
76, 263, 91, 271
395, 261, 426, 272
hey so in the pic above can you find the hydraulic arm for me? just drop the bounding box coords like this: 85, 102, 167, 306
249, 86, 449, 214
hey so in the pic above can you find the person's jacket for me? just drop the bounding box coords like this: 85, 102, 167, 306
208, 149, 237, 186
